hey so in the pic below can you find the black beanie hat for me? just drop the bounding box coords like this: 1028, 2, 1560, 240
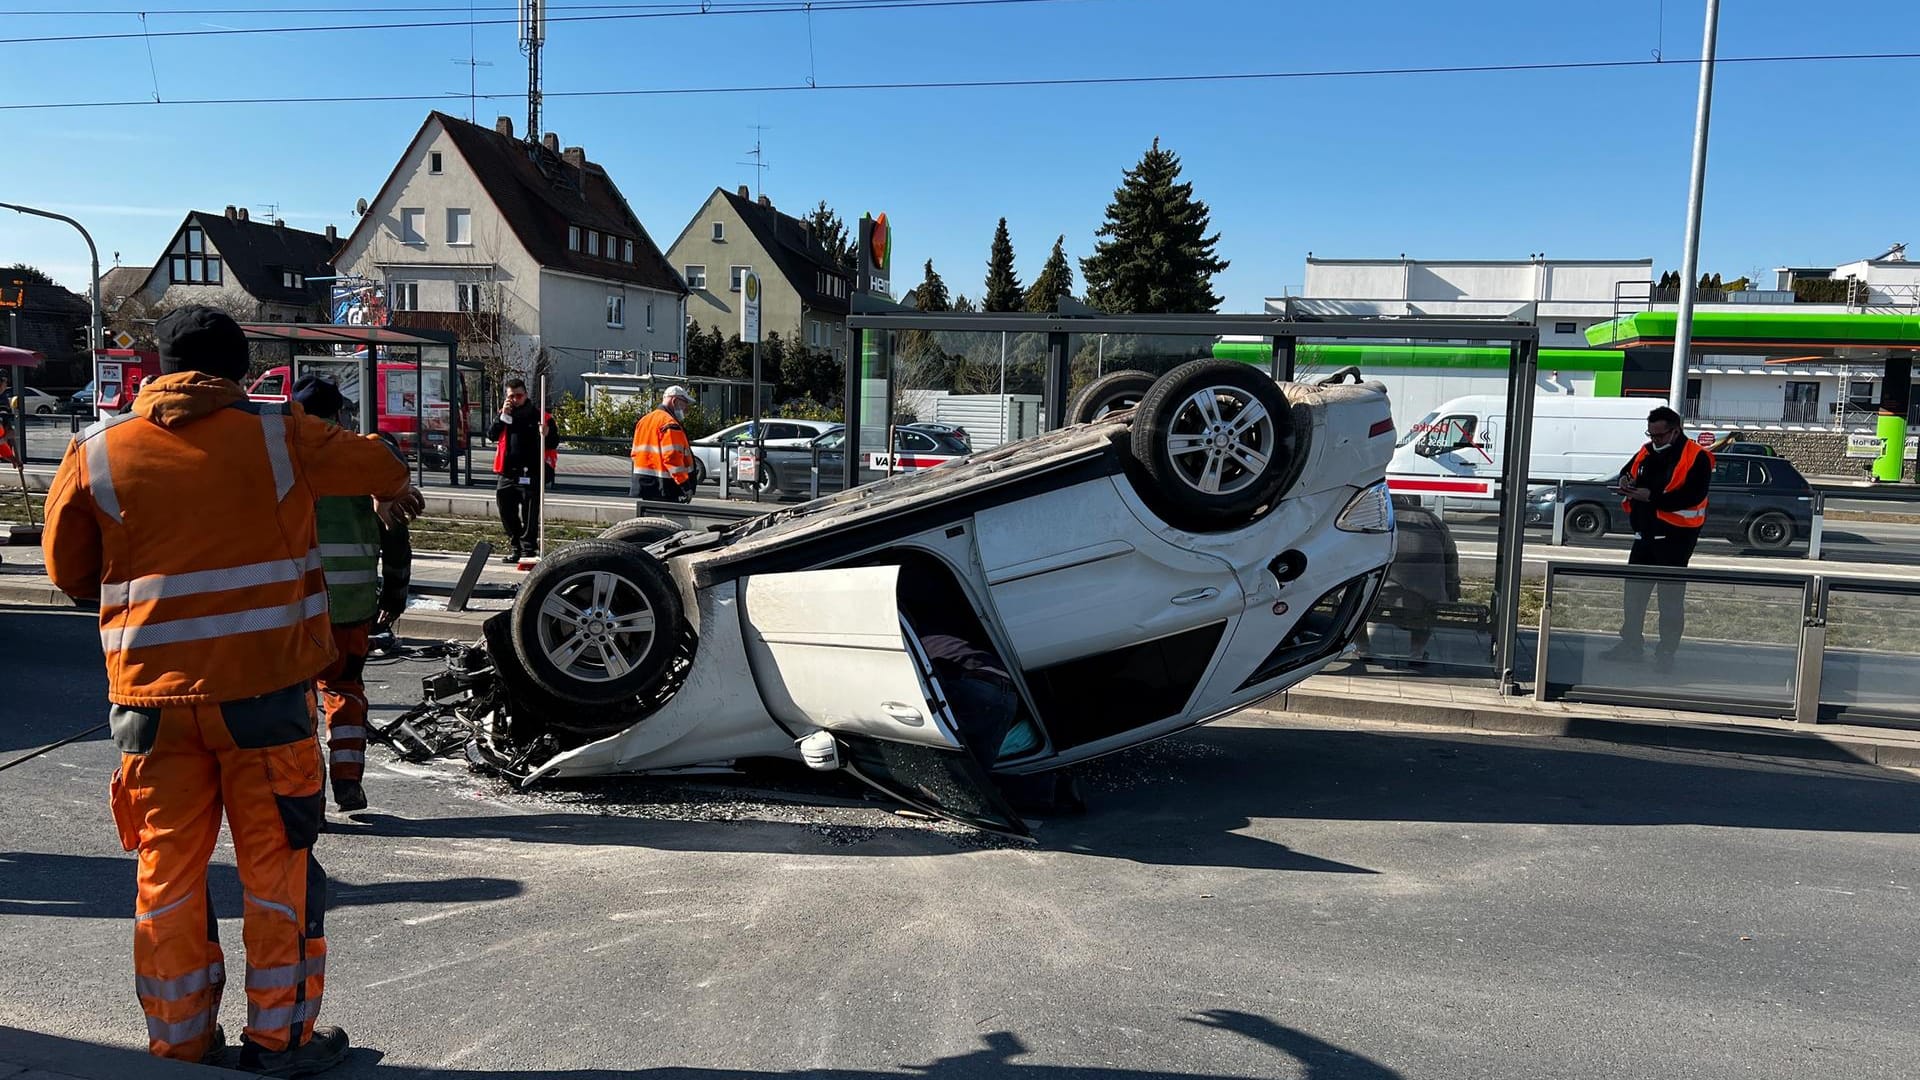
155, 306, 250, 381
291, 373, 345, 420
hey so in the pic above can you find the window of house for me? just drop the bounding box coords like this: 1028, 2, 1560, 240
622, 239, 634, 263
390, 281, 419, 311
1850, 380, 1875, 402
587, 231, 600, 257
457, 282, 485, 313
729, 265, 751, 292
447, 208, 471, 246
607, 294, 625, 328
568, 225, 581, 252
808, 320, 820, 347
644, 298, 653, 332
684, 265, 707, 289
712, 222, 725, 242
282, 270, 304, 289
428, 150, 444, 175
1554, 321, 1577, 335
400, 208, 425, 244
169, 227, 222, 285
1783, 380, 1821, 423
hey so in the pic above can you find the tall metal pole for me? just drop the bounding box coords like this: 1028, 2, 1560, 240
1, 202, 102, 402
1668, 0, 1721, 411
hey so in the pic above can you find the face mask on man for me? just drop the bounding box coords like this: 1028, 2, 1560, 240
1650, 438, 1675, 452
666, 399, 687, 421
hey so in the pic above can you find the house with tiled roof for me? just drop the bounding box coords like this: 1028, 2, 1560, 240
125, 207, 337, 324
331, 112, 689, 392
666, 186, 852, 360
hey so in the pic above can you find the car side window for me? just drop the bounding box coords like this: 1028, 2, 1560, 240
815, 430, 844, 450
899, 430, 936, 453
1747, 461, 1768, 485
1417, 414, 1475, 455
724, 424, 754, 443
1712, 459, 1745, 486
766, 423, 801, 441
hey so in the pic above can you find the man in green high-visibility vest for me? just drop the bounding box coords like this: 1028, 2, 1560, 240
293, 374, 413, 812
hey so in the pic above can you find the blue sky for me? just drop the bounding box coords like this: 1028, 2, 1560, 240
2, 0, 1917, 309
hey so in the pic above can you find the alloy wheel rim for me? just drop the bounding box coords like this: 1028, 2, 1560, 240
535, 570, 657, 682
1164, 386, 1275, 496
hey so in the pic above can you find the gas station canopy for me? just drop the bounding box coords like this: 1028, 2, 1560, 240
1587, 310, 1920, 357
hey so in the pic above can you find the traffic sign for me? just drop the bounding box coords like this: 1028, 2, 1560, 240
741, 270, 761, 344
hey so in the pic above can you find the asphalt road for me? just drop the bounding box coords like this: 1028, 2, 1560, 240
5, 606, 1920, 1079
1430, 513, 1920, 567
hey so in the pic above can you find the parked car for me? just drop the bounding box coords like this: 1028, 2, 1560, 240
413, 361, 1398, 836
58, 382, 96, 415
735, 425, 972, 497
1524, 453, 1814, 552
690, 418, 839, 487
8, 388, 59, 415
901, 421, 971, 450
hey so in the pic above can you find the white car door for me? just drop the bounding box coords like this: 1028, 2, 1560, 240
737, 564, 1027, 836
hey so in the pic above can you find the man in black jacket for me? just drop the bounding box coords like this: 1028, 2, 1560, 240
1602, 405, 1713, 671
488, 377, 558, 562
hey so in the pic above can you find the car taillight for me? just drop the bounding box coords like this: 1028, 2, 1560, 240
1335, 480, 1395, 534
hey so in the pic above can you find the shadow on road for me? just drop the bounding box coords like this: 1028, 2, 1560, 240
322, 1013, 1402, 1079
0, 852, 521, 920
0, 607, 109, 754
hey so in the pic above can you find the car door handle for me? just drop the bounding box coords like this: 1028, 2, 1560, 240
1172, 588, 1219, 605
881, 702, 926, 727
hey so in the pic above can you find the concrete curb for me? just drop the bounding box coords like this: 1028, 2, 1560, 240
1274, 688, 1920, 770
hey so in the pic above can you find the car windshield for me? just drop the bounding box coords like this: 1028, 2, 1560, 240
814, 429, 845, 450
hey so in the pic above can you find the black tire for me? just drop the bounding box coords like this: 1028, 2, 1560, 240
511, 539, 684, 706
35, 405, 52, 415
1129, 359, 1296, 530
482, 613, 655, 739
599, 516, 684, 547
754, 463, 780, 496
689, 456, 708, 487
1067, 369, 1157, 425
1746, 511, 1794, 552
1564, 503, 1608, 542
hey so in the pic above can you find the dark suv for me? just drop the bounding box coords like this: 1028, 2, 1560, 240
1526, 453, 1815, 552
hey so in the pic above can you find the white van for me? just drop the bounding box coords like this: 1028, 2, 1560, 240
1388, 394, 1665, 503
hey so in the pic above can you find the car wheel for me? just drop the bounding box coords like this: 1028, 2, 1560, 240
1067, 369, 1157, 424
482, 612, 656, 740
755, 464, 780, 496
35, 405, 52, 415
1129, 359, 1296, 529
1564, 503, 1607, 541
599, 516, 684, 547
689, 456, 708, 486
1746, 511, 1794, 552
511, 539, 684, 706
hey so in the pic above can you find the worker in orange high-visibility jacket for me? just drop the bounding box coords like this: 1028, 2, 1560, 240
629, 384, 696, 503
42, 305, 424, 1075
1600, 404, 1713, 672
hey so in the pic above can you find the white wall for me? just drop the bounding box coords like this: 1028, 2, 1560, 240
536, 269, 682, 393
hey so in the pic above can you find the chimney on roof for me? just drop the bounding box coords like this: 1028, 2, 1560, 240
325, 225, 338, 244
562, 146, 585, 168
225, 205, 238, 220
737, 185, 750, 199
274, 219, 284, 228
237, 207, 249, 222
495, 115, 514, 137
542, 132, 559, 153
758, 195, 772, 209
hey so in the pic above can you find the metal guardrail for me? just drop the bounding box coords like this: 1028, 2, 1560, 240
1533, 560, 1920, 729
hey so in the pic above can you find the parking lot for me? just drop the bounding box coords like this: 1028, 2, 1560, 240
5, 604, 1919, 1079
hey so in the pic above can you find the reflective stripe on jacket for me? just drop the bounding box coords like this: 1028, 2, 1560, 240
1623, 439, 1711, 530
41, 370, 412, 706
629, 407, 692, 483
316, 495, 381, 625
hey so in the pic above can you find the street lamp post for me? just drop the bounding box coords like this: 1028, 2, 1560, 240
1, 203, 103, 409
1669, 0, 1722, 411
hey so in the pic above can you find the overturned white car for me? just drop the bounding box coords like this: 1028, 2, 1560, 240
419, 360, 1396, 835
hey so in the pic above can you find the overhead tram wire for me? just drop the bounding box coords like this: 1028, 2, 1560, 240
2, 49, 1917, 112
0, 0, 1095, 43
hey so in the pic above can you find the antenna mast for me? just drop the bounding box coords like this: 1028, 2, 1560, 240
519, 0, 545, 141
737, 125, 771, 200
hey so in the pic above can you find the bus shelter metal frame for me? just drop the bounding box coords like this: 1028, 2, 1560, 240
237, 323, 481, 488
843, 307, 1542, 691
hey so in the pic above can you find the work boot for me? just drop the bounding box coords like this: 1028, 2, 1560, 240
239, 1026, 350, 1078
1597, 642, 1642, 664
499, 549, 521, 564
332, 780, 368, 813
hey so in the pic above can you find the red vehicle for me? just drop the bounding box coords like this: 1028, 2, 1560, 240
247, 362, 467, 462
89, 349, 164, 416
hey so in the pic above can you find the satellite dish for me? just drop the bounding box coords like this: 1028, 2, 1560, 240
354, 197, 369, 216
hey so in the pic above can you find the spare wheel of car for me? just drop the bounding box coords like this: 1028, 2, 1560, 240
1067, 369, 1158, 424
511, 539, 685, 706
599, 516, 685, 547
1130, 358, 1296, 529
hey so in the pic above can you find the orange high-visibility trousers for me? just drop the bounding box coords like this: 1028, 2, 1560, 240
317, 621, 371, 783
108, 683, 329, 1062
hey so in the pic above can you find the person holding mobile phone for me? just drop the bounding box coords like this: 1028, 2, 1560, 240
1601, 405, 1713, 671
